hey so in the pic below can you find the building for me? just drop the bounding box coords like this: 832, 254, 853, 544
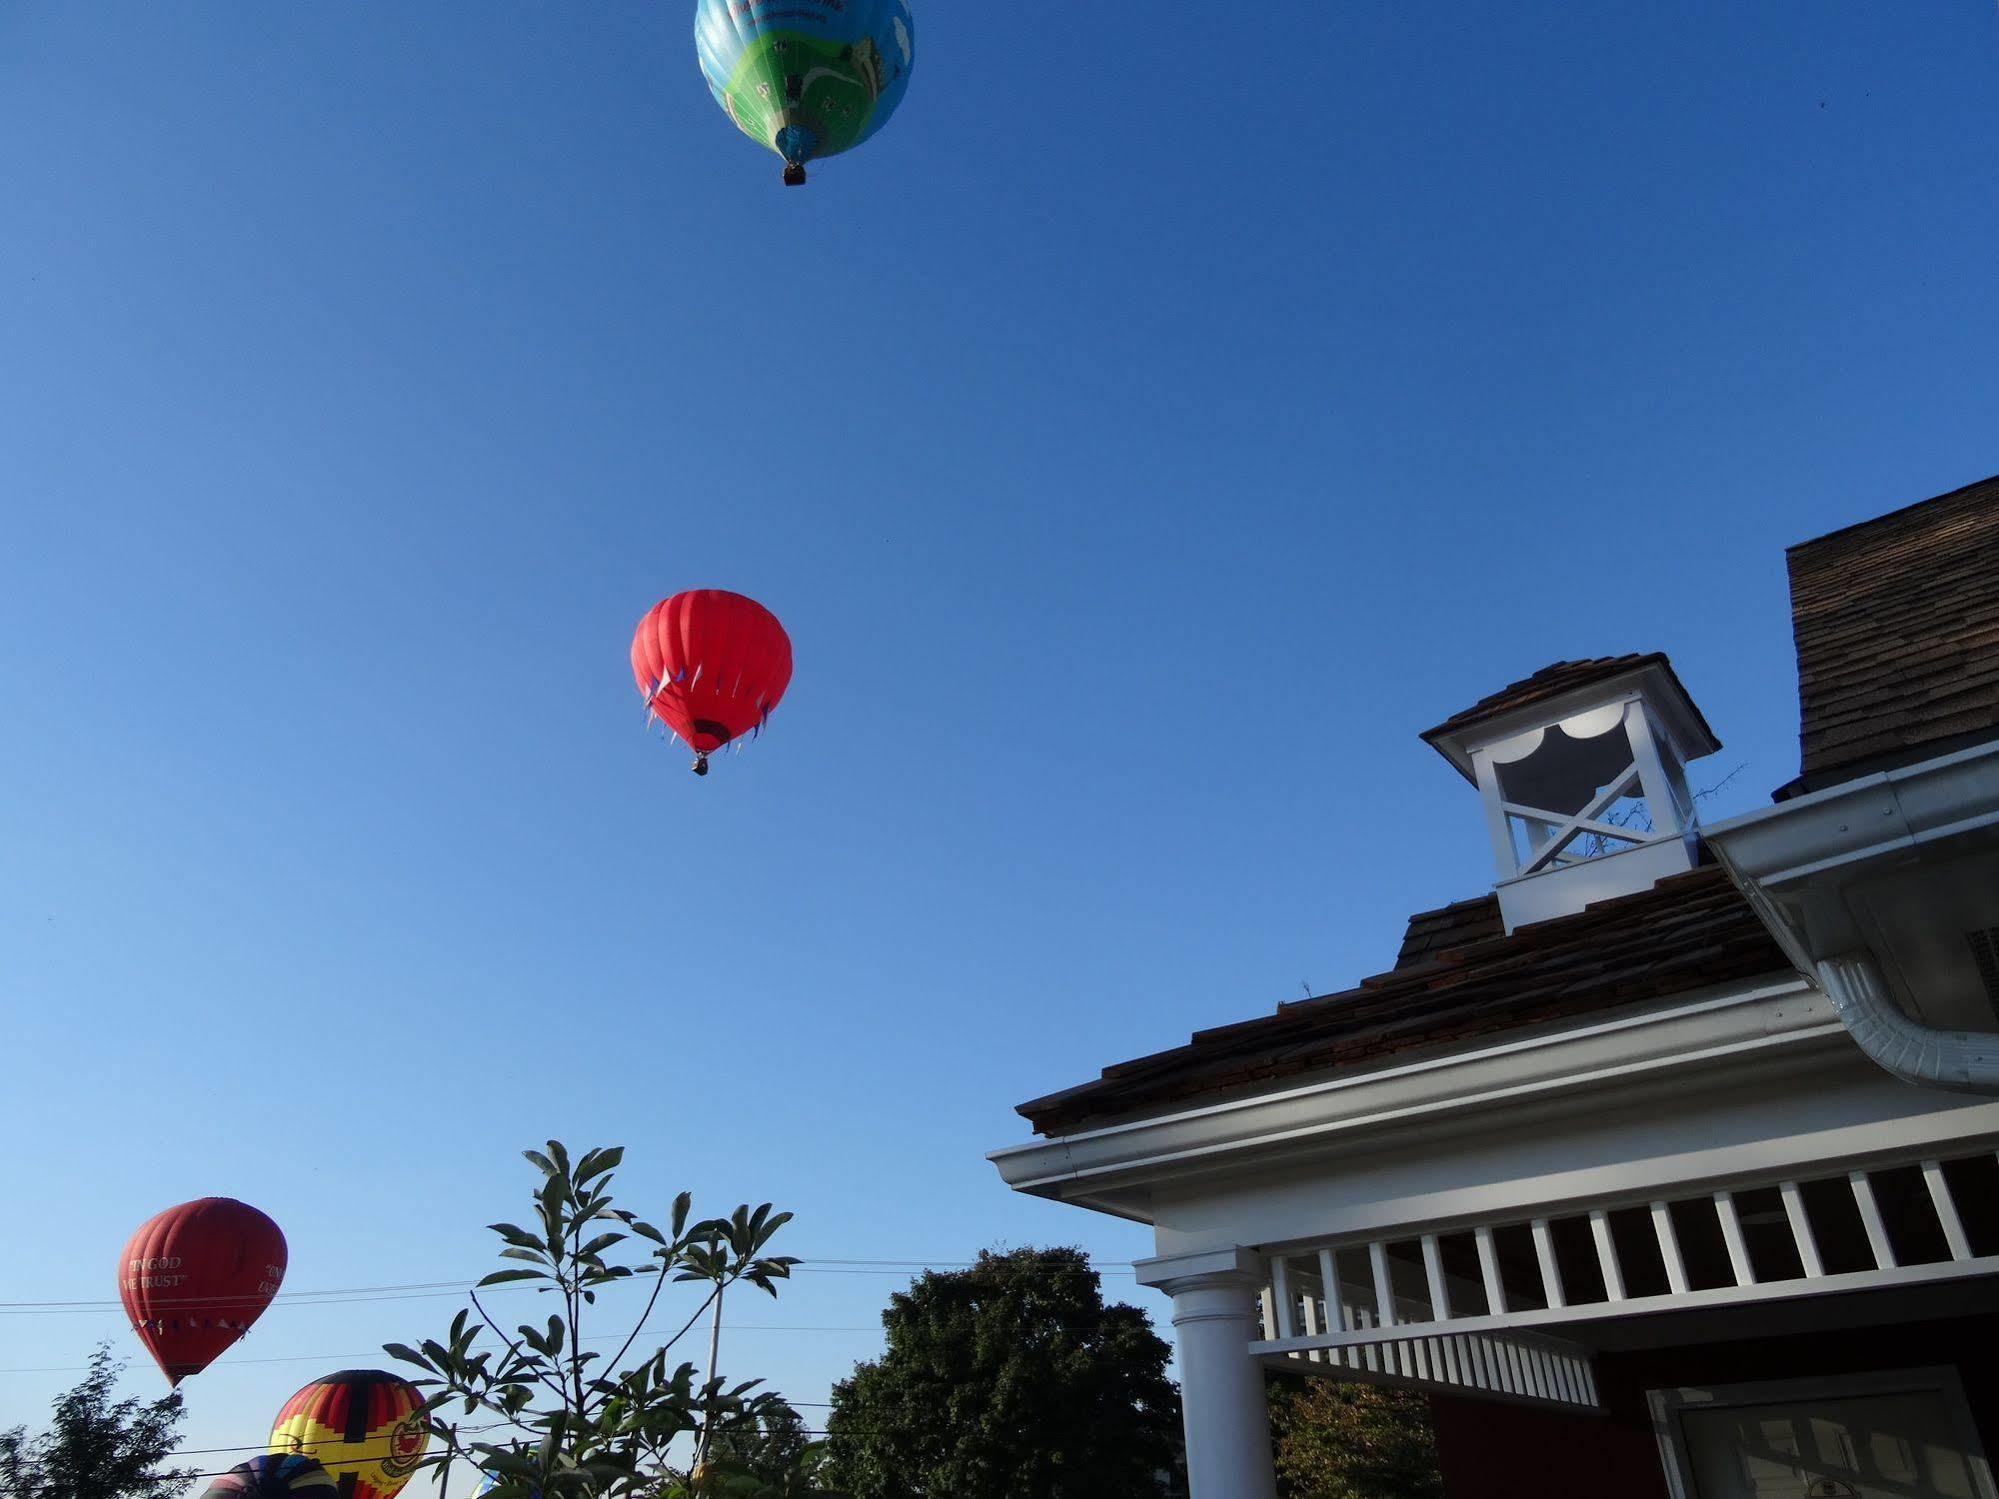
991, 474, 1999, 1499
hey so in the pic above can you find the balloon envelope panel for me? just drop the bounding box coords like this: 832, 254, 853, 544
269, 1370, 428, 1499
201, 1455, 340, 1499
630, 590, 794, 755
118, 1198, 288, 1385
694, 0, 914, 166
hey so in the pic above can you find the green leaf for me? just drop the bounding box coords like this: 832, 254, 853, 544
477, 1269, 546, 1288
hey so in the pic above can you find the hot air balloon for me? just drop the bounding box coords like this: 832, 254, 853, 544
118, 1198, 287, 1385
200, 1455, 340, 1499
695, 0, 915, 185
270, 1369, 429, 1499
631, 590, 794, 776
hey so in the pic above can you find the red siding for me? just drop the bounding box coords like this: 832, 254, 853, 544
1429, 1314, 1999, 1499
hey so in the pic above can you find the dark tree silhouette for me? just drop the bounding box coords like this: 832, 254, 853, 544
0, 1344, 193, 1499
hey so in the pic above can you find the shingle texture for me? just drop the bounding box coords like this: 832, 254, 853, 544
1790, 473, 1999, 792
1017, 865, 1787, 1135
1422, 655, 1668, 744
1393, 895, 1505, 970
1423, 655, 1719, 751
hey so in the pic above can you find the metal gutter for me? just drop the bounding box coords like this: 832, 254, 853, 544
1705, 739, 1999, 1095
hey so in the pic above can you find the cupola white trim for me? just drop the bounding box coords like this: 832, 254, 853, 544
1426, 659, 1721, 933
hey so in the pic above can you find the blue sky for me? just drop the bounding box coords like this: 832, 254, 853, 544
2, 0, 1995, 1484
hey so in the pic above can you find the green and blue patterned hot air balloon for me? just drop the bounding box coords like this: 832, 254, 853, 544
199, 1455, 338, 1499
694, 0, 915, 185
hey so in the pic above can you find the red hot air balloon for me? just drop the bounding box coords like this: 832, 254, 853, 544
118, 1198, 287, 1385
630, 590, 794, 776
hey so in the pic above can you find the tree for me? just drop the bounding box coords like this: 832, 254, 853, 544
683, 1401, 835, 1499
822, 1246, 1183, 1499
385, 1141, 798, 1499
0, 1344, 193, 1499
1266, 1377, 1443, 1499
705, 1401, 811, 1486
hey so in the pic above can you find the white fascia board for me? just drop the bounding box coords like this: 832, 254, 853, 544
988, 976, 1831, 1215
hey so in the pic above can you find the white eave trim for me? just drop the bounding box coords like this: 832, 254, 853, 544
989, 976, 1830, 1211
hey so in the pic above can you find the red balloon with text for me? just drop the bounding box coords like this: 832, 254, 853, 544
119, 1198, 287, 1385
630, 590, 794, 776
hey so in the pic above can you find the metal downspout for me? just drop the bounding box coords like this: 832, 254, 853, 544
1816, 953, 1999, 1094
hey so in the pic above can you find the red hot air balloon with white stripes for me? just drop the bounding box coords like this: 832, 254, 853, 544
118, 1197, 287, 1385
630, 590, 794, 776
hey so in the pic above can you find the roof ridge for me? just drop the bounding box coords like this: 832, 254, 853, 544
1786, 471, 1999, 555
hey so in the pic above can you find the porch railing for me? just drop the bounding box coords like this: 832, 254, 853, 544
1251, 1144, 1999, 1410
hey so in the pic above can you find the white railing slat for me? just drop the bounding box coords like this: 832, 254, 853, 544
1369, 1241, 1399, 1328
1849, 1171, 1898, 1269
1421, 1233, 1451, 1322
1923, 1160, 1973, 1262
1589, 1209, 1627, 1301
1319, 1249, 1346, 1332
1475, 1225, 1507, 1315
1356, 1305, 1380, 1373
1780, 1180, 1824, 1277
1651, 1202, 1690, 1295
1270, 1255, 1296, 1339
1297, 1261, 1322, 1362
1714, 1191, 1756, 1286
1530, 1218, 1566, 1308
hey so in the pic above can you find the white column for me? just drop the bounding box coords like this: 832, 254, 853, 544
1137, 1248, 1279, 1499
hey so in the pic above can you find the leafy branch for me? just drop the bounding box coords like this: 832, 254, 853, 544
384, 1142, 798, 1499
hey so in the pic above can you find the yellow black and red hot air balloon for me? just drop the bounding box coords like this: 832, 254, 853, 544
269, 1370, 428, 1499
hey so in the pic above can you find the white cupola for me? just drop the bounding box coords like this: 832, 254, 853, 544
1421, 654, 1722, 933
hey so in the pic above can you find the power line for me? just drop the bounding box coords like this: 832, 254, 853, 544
1, 1260, 1136, 1315
0, 1326, 885, 1377
0, 1282, 471, 1312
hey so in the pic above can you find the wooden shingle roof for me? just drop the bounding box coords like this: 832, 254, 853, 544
1018, 864, 1787, 1136
1393, 894, 1504, 970
1419, 653, 1720, 783
1420, 655, 1668, 742
1786, 472, 1999, 794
